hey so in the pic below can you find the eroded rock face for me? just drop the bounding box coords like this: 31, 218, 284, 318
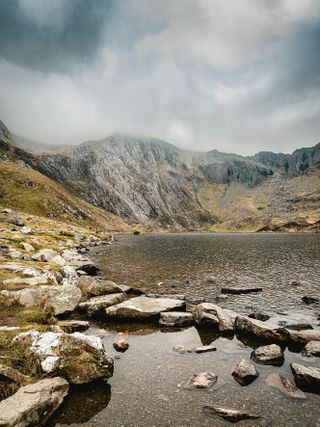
291, 363, 320, 394
265, 373, 306, 399
78, 276, 122, 297
159, 311, 193, 327
13, 331, 114, 384
105, 296, 185, 320
232, 359, 259, 386
184, 372, 218, 389
235, 316, 289, 343
2, 285, 82, 316
0, 377, 69, 427
251, 344, 284, 366
78, 293, 125, 317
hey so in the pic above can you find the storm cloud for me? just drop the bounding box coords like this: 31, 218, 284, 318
0, 0, 319, 154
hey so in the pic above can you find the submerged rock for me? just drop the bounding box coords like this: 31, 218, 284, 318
291, 363, 320, 394
57, 320, 89, 333
302, 341, 320, 357
2, 285, 82, 316
251, 344, 284, 366
235, 316, 289, 343
105, 296, 185, 320
172, 344, 216, 354
159, 311, 193, 327
221, 286, 262, 294
13, 331, 114, 384
203, 405, 261, 422
265, 373, 306, 399
78, 276, 122, 297
232, 359, 259, 386
113, 332, 129, 352
0, 377, 69, 427
302, 296, 319, 305
78, 293, 125, 317
184, 372, 217, 389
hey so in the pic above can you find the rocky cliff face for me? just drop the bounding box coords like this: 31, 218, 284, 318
1, 118, 319, 230
37, 134, 278, 227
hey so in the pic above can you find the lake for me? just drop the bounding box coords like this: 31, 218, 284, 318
50, 233, 320, 426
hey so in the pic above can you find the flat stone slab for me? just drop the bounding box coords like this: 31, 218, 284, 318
172, 344, 216, 354
184, 372, 217, 389
57, 320, 89, 333
265, 373, 306, 399
289, 330, 320, 346
105, 296, 185, 319
221, 287, 262, 294
291, 363, 320, 394
159, 311, 193, 327
192, 303, 236, 333
79, 293, 125, 316
203, 405, 260, 422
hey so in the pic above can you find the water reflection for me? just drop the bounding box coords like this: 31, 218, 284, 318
48, 382, 111, 426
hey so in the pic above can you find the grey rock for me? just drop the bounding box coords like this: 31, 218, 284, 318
184, 372, 218, 389
159, 311, 193, 327
172, 344, 216, 354
193, 303, 236, 333
302, 295, 319, 305
232, 359, 259, 386
302, 341, 320, 357
32, 249, 59, 262
251, 344, 284, 366
235, 315, 289, 343
289, 330, 320, 346
248, 312, 270, 321
2, 285, 82, 316
61, 249, 97, 274
78, 293, 125, 316
20, 242, 35, 252
78, 276, 122, 297
0, 377, 69, 427
105, 296, 185, 320
291, 363, 320, 394
265, 373, 306, 399
57, 320, 89, 333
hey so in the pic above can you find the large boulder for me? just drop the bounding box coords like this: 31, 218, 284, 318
78, 276, 123, 297
235, 316, 289, 343
0, 377, 69, 427
13, 331, 114, 384
251, 344, 284, 366
291, 363, 320, 394
105, 296, 185, 320
2, 285, 82, 316
78, 293, 125, 317
192, 303, 236, 333
232, 359, 259, 386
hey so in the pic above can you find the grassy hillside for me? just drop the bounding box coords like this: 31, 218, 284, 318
0, 161, 130, 232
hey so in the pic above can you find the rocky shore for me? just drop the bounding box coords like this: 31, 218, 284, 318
0, 208, 319, 426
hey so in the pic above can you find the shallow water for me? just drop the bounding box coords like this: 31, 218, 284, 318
50, 233, 320, 426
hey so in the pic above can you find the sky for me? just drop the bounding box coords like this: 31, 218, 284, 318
0, 0, 320, 155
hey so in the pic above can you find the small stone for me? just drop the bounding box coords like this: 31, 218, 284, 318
302, 296, 319, 305
251, 344, 284, 366
221, 286, 262, 294
232, 359, 259, 386
184, 372, 218, 389
20, 242, 35, 252
248, 312, 270, 321
113, 332, 129, 352
21, 226, 32, 234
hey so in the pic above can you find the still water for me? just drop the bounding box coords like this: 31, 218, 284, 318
51, 233, 320, 427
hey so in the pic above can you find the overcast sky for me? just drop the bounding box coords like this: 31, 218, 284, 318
0, 0, 319, 154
